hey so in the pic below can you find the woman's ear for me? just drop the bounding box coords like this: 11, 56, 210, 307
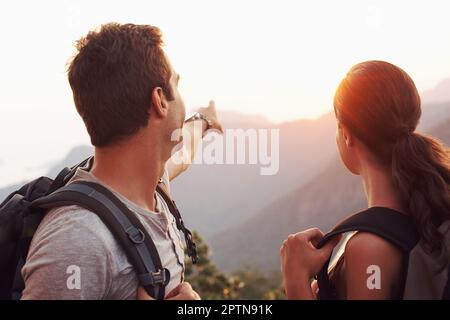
151, 87, 169, 118
342, 125, 353, 148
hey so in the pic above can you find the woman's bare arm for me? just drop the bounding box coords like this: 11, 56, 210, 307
344, 232, 403, 299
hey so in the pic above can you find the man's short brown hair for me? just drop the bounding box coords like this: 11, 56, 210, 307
68, 23, 173, 147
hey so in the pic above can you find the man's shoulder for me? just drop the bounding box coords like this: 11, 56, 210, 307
32, 205, 119, 254
22, 205, 128, 299
41, 205, 106, 232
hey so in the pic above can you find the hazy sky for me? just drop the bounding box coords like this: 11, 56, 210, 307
1, 0, 450, 186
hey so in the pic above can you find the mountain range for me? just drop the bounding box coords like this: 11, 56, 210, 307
1, 78, 449, 273
210, 117, 450, 272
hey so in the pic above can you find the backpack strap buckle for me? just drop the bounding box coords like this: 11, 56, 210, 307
139, 268, 170, 287
126, 226, 146, 244
184, 229, 198, 264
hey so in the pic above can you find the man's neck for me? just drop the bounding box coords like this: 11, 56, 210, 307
90, 135, 167, 212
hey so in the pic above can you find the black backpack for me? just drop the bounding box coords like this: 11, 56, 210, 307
0, 156, 198, 300
316, 207, 450, 300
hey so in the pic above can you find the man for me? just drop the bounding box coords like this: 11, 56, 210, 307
21, 23, 223, 299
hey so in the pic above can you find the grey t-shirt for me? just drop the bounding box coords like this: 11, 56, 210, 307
21, 163, 185, 299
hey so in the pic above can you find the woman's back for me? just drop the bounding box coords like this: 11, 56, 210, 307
281, 60, 450, 300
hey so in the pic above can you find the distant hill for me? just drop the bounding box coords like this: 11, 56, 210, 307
429, 118, 450, 140
211, 110, 273, 128
173, 100, 449, 239
45, 145, 94, 178
0, 145, 93, 200
171, 111, 337, 238
210, 116, 450, 272
0, 110, 337, 229
421, 78, 450, 104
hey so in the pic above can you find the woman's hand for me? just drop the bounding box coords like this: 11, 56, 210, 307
280, 228, 341, 299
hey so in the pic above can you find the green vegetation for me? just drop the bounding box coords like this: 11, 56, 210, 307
184, 231, 285, 300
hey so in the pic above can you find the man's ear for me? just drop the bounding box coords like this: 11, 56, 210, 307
151, 87, 169, 118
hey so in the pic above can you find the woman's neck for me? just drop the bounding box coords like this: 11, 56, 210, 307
360, 163, 407, 214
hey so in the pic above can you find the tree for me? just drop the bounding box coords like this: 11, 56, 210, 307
185, 231, 285, 299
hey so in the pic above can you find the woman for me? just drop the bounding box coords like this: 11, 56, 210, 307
280, 60, 450, 299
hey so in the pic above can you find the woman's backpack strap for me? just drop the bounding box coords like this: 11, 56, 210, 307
316, 207, 419, 299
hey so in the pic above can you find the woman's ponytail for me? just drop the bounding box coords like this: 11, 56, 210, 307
392, 132, 450, 253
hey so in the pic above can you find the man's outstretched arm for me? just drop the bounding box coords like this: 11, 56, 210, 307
167, 100, 224, 181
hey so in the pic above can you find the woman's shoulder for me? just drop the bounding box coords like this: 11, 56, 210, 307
345, 231, 404, 268
343, 231, 404, 297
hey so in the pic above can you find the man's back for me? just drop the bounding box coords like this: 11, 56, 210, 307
21, 163, 185, 299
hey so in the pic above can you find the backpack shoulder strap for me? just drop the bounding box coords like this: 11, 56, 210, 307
443, 267, 450, 300
46, 156, 93, 195
318, 207, 419, 251
156, 183, 198, 264
316, 207, 419, 300
31, 180, 169, 300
